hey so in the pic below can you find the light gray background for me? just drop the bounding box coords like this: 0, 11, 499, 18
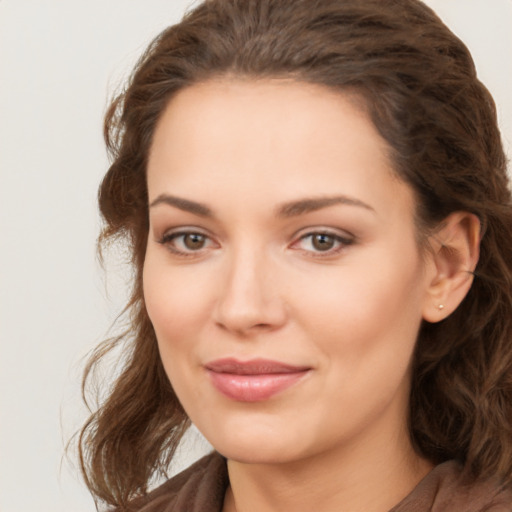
1, 1, 511, 511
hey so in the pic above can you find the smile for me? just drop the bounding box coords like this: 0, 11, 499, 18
204, 358, 311, 402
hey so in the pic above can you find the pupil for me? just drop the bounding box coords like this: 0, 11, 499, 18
184, 233, 205, 250
313, 234, 334, 251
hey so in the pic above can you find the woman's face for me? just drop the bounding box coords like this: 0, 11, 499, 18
144, 79, 436, 464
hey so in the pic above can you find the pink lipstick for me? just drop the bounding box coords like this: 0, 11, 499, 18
204, 358, 310, 402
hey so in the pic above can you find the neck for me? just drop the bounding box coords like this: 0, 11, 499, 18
223, 421, 433, 512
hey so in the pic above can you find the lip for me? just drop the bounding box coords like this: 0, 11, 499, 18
204, 358, 311, 402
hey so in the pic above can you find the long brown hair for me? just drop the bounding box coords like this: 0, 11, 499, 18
78, 0, 512, 507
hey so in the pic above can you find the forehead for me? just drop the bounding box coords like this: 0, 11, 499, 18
147, 78, 413, 219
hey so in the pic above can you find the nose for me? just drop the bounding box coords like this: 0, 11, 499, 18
213, 247, 288, 336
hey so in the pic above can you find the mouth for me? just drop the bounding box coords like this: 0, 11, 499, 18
204, 358, 311, 402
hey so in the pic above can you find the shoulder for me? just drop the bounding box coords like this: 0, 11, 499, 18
123, 451, 228, 512
391, 461, 512, 512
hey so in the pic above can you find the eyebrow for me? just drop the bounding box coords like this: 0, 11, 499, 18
276, 195, 375, 217
149, 194, 213, 217
149, 193, 375, 218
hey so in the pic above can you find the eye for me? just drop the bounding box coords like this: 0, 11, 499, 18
291, 230, 354, 256
158, 230, 216, 256
180, 233, 207, 250
309, 233, 338, 251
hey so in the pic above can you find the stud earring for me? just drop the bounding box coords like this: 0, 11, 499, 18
438, 304, 445, 310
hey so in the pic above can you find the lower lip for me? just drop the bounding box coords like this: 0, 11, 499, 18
207, 371, 309, 402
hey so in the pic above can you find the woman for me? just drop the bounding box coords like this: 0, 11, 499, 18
78, 0, 512, 510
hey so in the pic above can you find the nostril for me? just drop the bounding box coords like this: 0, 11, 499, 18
214, 319, 276, 335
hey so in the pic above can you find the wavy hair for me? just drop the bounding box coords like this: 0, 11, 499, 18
78, 0, 512, 507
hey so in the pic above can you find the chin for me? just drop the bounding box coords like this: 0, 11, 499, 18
216, 441, 297, 465
198, 418, 304, 464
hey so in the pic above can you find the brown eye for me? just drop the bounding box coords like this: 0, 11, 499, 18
311, 233, 336, 251
183, 233, 206, 250
159, 231, 214, 255
292, 230, 354, 256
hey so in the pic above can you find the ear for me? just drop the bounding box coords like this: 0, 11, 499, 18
422, 211, 481, 323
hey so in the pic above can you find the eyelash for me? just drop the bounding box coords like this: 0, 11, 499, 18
157, 229, 355, 258
291, 230, 355, 258
158, 230, 216, 257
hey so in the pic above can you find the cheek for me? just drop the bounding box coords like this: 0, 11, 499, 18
290, 250, 425, 431
142, 253, 212, 353
142, 254, 215, 403
292, 243, 426, 363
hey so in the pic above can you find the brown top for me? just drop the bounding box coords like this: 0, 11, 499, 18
127, 452, 512, 512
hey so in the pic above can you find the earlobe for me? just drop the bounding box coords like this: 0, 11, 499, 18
422, 212, 481, 323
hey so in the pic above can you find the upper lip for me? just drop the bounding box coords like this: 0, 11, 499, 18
204, 358, 311, 375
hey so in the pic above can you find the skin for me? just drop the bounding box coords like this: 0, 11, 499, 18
143, 79, 477, 511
